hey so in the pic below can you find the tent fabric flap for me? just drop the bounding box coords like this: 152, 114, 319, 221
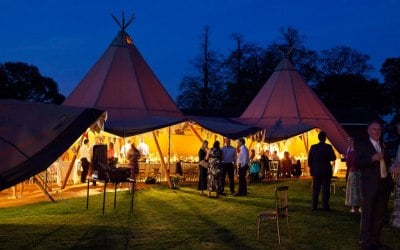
189, 116, 260, 140
0, 99, 105, 191
105, 116, 186, 137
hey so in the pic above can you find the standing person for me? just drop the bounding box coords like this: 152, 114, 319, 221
308, 131, 336, 211
120, 139, 132, 163
390, 121, 400, 228
197, 140, 209, 196
127, 143, 141, 180
138, 138, 150, 160
235, 138, 249, 196
355, 121, 393, 250
79, 138, 92, 183
221, 138, 237, 195
259, 150, 270, 180
280, 151, 293, 178
345, 137, 361, 213
206, 141, 223, 197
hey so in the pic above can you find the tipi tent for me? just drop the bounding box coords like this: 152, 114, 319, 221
0, 99, 105, 191
239, 58, 349, 154
63, 16, 185, 136
63, 16, 186, 187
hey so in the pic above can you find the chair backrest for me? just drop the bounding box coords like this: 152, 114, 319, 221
269, 161, 279, 171
275, 185, 289, 216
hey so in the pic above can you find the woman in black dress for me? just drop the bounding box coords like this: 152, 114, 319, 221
197, 140, 208, 195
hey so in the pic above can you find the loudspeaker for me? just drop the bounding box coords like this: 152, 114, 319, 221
92, 144, 107, 171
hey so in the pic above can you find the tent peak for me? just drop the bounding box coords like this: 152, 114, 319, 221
111, 12, 135, 33
275, 57, 296, 72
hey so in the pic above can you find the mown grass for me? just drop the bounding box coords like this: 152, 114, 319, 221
0, 178, 399, 249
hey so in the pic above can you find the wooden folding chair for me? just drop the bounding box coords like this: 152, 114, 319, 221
257, 185, 291, 244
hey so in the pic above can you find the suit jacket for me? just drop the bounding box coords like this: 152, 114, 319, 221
355, 138, 392, 194
308, 142, 336, 177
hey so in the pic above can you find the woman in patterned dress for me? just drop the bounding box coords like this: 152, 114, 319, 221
345, 138, 361, 213
206, 141, 222, 197
390, 121, 400, 227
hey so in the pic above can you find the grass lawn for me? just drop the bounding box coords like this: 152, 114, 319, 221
0, 178, 399, 249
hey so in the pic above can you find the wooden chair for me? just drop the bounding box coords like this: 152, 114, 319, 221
269, 161, 279, 180
257, 185, 291, 244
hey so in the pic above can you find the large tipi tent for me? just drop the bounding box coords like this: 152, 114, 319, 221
0, 99, 105, 191
63, 16, 189, 187
63, 15, 185, 136
239, 58, 349, 154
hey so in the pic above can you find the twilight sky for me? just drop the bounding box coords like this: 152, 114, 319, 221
1, 0, 399, 99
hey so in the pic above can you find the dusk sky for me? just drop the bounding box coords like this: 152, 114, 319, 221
1, 0, 400, 99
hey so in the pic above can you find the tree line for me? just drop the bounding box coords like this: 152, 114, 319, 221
175, 27, 400, 130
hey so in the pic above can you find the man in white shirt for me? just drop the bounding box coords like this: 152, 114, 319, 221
138, 138, 150, 159
120, 140, 132, 162
236, 138, 249, 196
221, 138, 237, 195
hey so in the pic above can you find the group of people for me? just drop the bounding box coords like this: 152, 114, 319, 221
197, 137, 250, 198
248, 149, 302, 181
308, 121, 400, 250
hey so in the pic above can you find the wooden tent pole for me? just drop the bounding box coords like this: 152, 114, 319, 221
61, 133, 85, 189
152, 131, 173, 188
189, 124, 203, 142
302, 132, 309, 155
33, 175, 55, 202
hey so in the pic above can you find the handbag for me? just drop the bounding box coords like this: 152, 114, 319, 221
199, 160, 209, 168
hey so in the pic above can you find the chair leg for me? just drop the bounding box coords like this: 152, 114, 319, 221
256, 218, 260, 241
286, 216, 291, 239
276, 216, 281, 244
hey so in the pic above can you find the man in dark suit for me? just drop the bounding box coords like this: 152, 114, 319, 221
308, 131, 336, 211
355, 121, 393, 250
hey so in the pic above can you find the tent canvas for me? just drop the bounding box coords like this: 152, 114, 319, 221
239, 58, 349, 154
63, 27, 185, 136
188, 116, 260, 140
0, 99, 105, 191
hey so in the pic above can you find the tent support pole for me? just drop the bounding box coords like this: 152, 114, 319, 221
302, 132, 309, 155
152, 131, 173, 188
61, 133, 85, 189
189, 124, 203, 142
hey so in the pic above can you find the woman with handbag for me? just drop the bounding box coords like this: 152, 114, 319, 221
197, 140, 209, 196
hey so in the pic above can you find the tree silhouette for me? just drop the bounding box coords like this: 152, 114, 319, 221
381, 57, 400, 114
176, 26, 224, 114
0, 62, 65, 104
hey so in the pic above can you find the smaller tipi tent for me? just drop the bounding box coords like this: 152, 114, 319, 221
239, 58, 349, 154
